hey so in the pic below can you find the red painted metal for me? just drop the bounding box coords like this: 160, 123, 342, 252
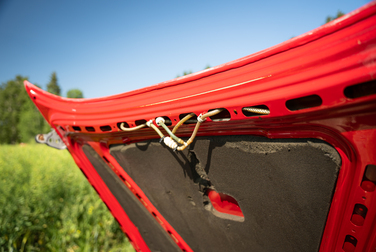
66, 138, 150, 252
207, 190, 244, 218
24, 1, 376, 251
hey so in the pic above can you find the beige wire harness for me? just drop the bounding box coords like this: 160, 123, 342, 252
119, 123, 146, 131
120, 107, 268, 151
155, 109, 223, 151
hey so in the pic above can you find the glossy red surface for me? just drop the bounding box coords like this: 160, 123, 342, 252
207, 190, 244, 218
24, 1, 376, 251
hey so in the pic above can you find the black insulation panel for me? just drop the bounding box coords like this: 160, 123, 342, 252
82, 145, 181, 252
108, 135, 340, 252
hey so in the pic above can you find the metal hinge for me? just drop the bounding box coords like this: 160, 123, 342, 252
35, 129, 67, 150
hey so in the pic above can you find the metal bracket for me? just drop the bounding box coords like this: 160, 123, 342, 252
35, 129, 67, 150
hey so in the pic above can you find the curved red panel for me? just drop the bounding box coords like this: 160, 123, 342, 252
24, 2, 376, 251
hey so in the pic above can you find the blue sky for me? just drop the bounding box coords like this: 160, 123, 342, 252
0, 0, 369, 98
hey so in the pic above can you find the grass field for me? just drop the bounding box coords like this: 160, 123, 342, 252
0, 143, 134, 252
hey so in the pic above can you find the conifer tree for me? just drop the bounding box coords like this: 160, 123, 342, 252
0, 76, 48, 143
47, 72, 61, 96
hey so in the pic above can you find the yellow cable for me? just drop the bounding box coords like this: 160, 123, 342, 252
172, 113, 195, 134
120, 123, 146, 131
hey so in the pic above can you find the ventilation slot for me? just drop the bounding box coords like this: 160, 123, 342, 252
100, 125, 112, 132
135, 119, 147, 126
167, 230, 178, 243
208, 108, 231, 121
72, 126, 81, 131
102, 156, 110, 163
155, 116, 172, 126
286, 95, 322, 111
117, 122, 129, 130
179, 113, 197, 124
85, 126, 95, 132
242, 105, 270, 117
351, 204, 367, 226
152, 211, 163, 224
361, 165, 376, 192
344, 80, 376, 99
343, 235, 357, 252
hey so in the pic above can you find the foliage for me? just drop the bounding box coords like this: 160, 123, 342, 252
67, 89, 84, 98
325, 10, 345, 24
176, 65, 210, 78
176, 70, 192, 78
0, 76, 47, 144
0, 74, 84, 144
0, 144, 134, 252
17, 91, 48, 143
0, 76, 26, 144
46, 72, 61, 96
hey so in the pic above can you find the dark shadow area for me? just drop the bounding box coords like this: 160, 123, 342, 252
135, 140, 151, 151
286, 94, 322, 111
344, 80, 376, 99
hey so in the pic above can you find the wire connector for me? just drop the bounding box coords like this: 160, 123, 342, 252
163, 136, 178, 149
197, 114, 206, 123
156, 117, 165, 126
146, 119, 154, 127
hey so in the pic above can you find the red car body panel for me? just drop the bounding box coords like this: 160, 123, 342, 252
25, 2, 376, 251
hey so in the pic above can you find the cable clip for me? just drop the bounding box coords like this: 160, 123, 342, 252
146, 119, 154, 127
197, 114, 206, 123
156, 117, 165, 126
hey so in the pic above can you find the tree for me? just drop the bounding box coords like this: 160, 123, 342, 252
0, 76, 28, 143
47, 72, 61, 96
176, 65, 210, 78
17, 94, 46, 143
67, 89, 84, 98
0, 76, 48, 144
176, 70, 193, 78
325, 10, 345, 24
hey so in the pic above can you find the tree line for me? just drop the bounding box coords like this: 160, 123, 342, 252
0, 73, 83, 144
176, 65, 211, 78
325, 10, 344, 24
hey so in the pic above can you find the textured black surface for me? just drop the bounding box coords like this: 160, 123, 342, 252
109, 136, 340, 252
82, 145, 181, 252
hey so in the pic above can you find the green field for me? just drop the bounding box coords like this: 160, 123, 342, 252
0, 144, 134, 252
